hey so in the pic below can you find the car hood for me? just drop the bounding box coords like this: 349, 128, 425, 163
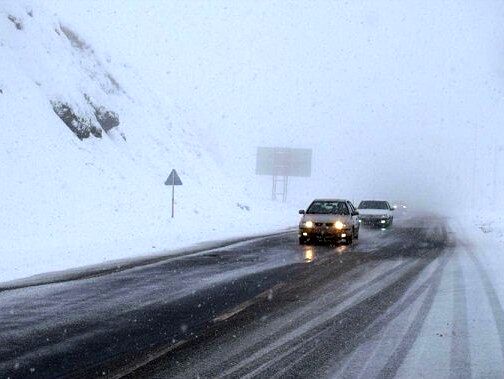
358, 209, 392, 216
300, 214, 351, 224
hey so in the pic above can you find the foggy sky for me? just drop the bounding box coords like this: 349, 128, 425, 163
46, 0, 504, 210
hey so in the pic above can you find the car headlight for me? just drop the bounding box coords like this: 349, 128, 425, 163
334, 221, 345, 230
304, 221, 314, 228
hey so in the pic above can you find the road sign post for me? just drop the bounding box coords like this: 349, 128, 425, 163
164, 169, 182, 218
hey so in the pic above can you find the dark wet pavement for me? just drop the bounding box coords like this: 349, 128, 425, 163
1, 214, 475, 378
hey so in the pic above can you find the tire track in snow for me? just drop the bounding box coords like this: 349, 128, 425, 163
462, 243, 504, 364
123, 217, 451, 379
375, 247, 452, 379
449, 252, 472, 379
254, 249, 447, 378
214, 260, 414, 375
211, 225, 450, 378
331, 247, 451, 378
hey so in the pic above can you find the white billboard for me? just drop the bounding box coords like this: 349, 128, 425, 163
256, 147, 312, 177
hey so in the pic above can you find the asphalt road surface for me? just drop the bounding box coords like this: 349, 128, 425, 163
1, 213, 502, 378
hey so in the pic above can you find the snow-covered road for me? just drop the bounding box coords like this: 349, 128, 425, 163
1, 213, 504, 378
131, 215, 504, 378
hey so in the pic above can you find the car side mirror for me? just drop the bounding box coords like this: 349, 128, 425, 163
299, 210, 305, 214
352, 211, 359, 216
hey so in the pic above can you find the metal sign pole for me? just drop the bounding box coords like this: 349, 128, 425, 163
165, 169, 182, 219
171, 176, 175, 218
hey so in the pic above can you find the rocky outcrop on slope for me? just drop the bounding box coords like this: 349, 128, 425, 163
51, 101, 102, 140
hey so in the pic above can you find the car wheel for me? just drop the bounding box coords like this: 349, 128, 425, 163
354, 227, 359, 239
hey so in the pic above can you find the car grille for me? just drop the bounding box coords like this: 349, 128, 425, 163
315, 222, 334, 227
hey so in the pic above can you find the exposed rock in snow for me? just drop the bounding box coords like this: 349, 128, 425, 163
94, 106, 119, 132
51, 100, 102, 139
7, 14, 23, 30
237, 203, 251, 211
60, 24, 88, 50
84, 94, 120, 133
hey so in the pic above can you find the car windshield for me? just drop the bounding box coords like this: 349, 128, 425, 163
307, 201, 349, 215
358, 201, 389, 210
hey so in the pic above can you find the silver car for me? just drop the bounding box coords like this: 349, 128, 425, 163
298, 199, 360, 245
357, 200, 394, 227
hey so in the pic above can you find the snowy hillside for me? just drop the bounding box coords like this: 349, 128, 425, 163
0, 2, 292, 282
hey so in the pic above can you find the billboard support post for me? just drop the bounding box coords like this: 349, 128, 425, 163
256, 147, 312, 202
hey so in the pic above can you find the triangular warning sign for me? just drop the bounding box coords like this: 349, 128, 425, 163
165, 169, 182, 185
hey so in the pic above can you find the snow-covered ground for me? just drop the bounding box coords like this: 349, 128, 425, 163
0, 2, 302, 283
462, 213, 504, 288
1, 0, 503, 285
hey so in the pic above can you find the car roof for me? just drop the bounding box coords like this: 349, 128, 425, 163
311, 199, 349, 202
360, 200, 388, 202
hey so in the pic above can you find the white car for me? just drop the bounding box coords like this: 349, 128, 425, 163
357, 200, 394, 227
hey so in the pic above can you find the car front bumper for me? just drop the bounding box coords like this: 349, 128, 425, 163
299, 227, 351, 240
359, 217, 392, 227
